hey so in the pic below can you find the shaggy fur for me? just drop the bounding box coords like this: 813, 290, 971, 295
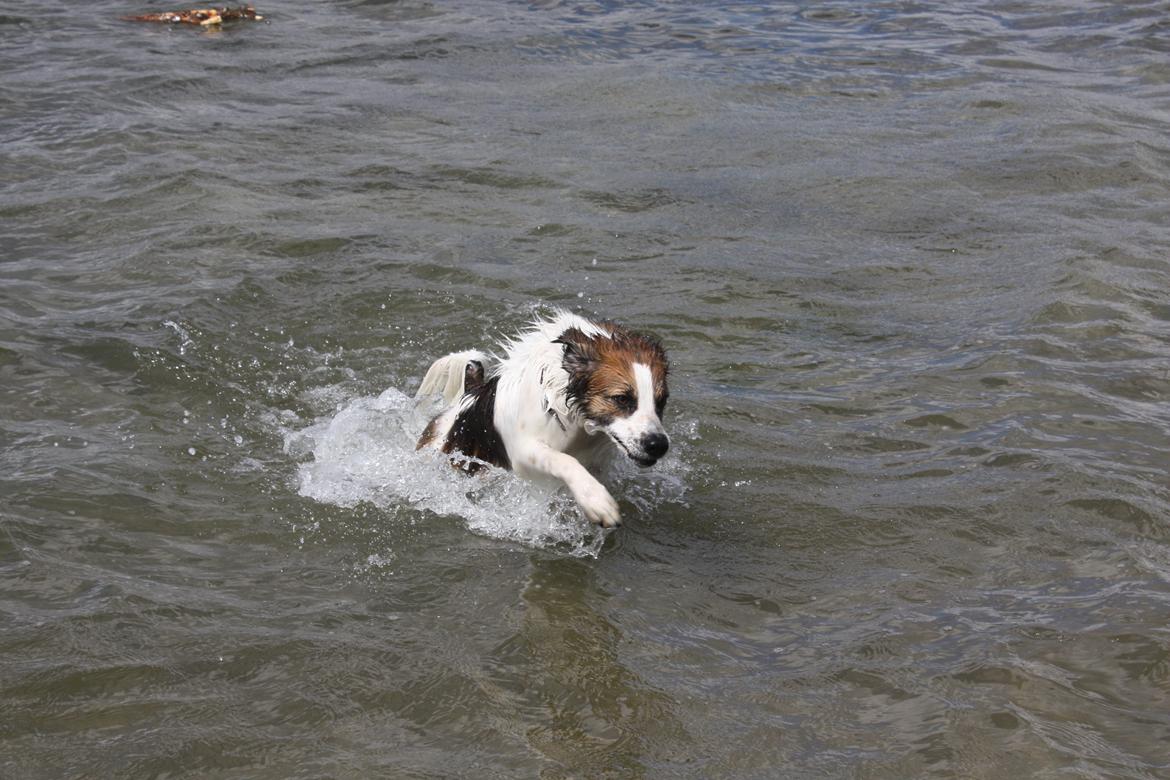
415, 311, 670, 527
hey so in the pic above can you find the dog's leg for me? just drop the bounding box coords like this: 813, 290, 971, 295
512, 441, 621, 528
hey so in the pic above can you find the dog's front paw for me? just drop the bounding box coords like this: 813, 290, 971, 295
573, 480, 621, 528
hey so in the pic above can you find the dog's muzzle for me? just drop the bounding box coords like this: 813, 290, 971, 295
630, 432, 669, 467
642, 432, 669, 460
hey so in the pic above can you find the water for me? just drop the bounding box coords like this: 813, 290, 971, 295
3, 0, 1169, 776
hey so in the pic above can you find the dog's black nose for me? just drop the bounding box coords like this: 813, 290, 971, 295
642, 433, 669, 459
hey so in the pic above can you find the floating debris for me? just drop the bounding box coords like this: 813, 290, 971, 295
123, 6, 263, 26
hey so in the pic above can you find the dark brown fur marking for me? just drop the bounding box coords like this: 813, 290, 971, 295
416, 359, 490, 457
416, 416, 440, 450
439, 376, 509, 473
464, 359, 485, 391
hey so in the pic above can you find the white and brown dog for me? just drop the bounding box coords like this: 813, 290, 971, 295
415, 311, 670, 528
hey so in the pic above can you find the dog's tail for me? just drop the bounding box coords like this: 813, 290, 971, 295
415, 349, 489, 405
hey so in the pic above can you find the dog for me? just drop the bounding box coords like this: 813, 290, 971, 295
415, 310, 670, 528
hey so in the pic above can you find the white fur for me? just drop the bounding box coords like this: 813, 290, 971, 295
416, 311, 664, 528
493, 313, 620, 526
604, 362, 667, 462
414, 349, 488, 404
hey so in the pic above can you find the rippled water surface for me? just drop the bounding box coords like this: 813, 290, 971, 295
3, 0, 1170, 776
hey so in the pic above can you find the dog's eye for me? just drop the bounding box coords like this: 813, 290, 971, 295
656, 394, 668, 416
611, 393, 635, 411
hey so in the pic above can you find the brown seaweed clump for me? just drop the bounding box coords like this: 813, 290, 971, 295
123, 6, 263, 26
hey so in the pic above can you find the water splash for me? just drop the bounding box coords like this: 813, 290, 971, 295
283, 387, 662, 557
163, 319, 195, 356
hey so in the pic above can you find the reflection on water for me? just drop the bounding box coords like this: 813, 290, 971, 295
501, 559, 692, 770
2, 0, 1169, 776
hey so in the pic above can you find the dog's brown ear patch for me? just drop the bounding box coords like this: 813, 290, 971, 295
553, 327, 599, 377
554, 327, 605, 414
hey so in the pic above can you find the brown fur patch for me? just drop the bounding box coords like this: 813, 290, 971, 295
417, 376, 510, 473
557, 324, 669, 422
440, 376, 510, 472
416, 358, 488, 455
416, 416, 439, 450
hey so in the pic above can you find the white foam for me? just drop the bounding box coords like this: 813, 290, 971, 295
284, 387, 664, 557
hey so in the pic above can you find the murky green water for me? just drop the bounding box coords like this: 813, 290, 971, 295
3, 1, 1169, 776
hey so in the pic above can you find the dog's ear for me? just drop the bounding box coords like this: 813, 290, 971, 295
553, 327, 598, 376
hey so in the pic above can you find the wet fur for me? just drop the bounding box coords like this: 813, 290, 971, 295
414, 311, 669, 527
556, 327, 669, 425
432, 375, 508, 474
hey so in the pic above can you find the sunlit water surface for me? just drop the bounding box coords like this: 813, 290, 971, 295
2, 0, 1169, 777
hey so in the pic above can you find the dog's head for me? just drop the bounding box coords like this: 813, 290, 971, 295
555, 325, 670, 467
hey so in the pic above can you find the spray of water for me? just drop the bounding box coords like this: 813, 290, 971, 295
283, 387, 691, 557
